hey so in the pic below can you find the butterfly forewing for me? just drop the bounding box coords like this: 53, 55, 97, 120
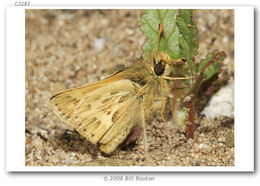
49, 85, 103, 124
48, 71, 124, 124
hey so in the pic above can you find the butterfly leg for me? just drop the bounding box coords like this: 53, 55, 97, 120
140, 108, 151, 165
160, 76, 165, 89
155, 97, 167, 125
156, 97, 173, 156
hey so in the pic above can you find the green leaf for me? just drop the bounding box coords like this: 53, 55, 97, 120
197, 50, 227, 83
140, 9, 181, 59
176, 10, 198, 74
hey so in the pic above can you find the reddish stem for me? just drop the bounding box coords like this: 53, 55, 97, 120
186, 98, 195, 138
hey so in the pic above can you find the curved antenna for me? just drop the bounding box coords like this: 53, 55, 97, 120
156, 24, 163, 51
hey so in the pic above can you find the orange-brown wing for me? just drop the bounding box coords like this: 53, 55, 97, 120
73, 79, 141, 154
48, 71, 124, 125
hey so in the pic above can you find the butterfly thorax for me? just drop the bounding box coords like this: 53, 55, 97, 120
116, 52, 172, 114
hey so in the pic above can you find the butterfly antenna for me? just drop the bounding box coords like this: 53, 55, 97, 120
156, 24, 163, 51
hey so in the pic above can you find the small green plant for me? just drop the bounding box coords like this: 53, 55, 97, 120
140, 9, 226, 138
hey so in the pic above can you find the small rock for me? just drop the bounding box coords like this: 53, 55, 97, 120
225, 131, 234, 147
192, 160, 201, 166
202, 80, 234, 119
93, 37, 106, 53
199, 144, 204, 149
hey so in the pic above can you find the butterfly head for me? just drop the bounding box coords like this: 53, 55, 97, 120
148, 51, 187, 78
149, 51, 172, 77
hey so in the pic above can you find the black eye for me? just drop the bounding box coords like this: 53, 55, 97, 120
154, 62, 165, 76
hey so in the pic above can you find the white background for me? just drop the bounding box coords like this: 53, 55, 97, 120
1, 0, 259, 185
4, 5, 254, 172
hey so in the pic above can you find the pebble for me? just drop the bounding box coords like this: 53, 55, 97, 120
225, 131, 234, 147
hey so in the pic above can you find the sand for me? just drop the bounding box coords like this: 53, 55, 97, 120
25, 9, 234, 166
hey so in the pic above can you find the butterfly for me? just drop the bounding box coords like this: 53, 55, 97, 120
48, 24, 191, 155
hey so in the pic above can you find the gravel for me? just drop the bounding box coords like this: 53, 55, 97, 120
25, 9, 234, 166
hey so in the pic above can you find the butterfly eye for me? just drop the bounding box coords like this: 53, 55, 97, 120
154, 61, 165, 76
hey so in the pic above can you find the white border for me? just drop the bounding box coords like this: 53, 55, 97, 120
5, 6, 254, 172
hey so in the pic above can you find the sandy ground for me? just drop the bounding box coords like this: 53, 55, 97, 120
25, 9, 234, 166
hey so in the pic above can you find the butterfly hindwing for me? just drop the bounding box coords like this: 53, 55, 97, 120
72, 79, 141, 154
99, 119, 134, 154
